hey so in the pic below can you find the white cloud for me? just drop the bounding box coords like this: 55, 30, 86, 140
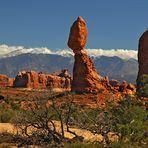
0, 44, 138, 59
86, 48, 138, 59
0, 44, 21, 55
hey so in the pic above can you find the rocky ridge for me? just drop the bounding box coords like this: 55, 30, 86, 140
13, 69, 71, 91
0, 70, 135, 94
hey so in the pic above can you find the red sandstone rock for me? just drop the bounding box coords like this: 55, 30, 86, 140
38, 73, 48, 88
0, 74, 14, 87
8, 78, 14, 87
127, 83, 135, 91
119, 81, 128, 92
68, 16, 88, 53
13, 70, 71, 91
137, 30, 148, 84
13, 71, 38, 88
67, 16, 107, 93
118, 81, 136, 95
109, 79, 120, 92
109, 79, 120, 87
27, 71, 39, 88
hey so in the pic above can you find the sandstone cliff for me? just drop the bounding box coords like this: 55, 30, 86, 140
136, 29, 148, 97
13, 69, 71, 91
0, 75, 14, 87
137, 29, 148, 83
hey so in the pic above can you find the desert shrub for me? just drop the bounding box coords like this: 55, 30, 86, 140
110, 98, 148, 146
2, 97, 20, 110
0, 103, 20, 123
0, 132, 16, 144
10, 102, 20, 110
0, 95, 4, 100
0, 109, 14, 123
12, 96, 79, 147
10, 94, 148, 147
137, 74, 148, 97
69, 95, 148, 147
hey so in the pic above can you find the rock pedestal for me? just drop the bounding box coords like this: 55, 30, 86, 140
68, 16, 107, 93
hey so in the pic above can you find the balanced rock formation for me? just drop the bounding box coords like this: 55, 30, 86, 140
68, 16, 108, 93
68, 16, 88, 52
0, 74, 14, 87
137, 29, 148, 83
13, 70, 71, 91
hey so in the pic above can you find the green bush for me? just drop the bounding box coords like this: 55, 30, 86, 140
0, 109, 14, 123
0, 103, 19, 123
10, 102, 20, 110
137, 74, 148, 97
70, 96, 148, 147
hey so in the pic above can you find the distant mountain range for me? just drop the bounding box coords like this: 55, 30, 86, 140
0, 52, 138, 83
0, 44, 138, 59
0, 44, 138, 83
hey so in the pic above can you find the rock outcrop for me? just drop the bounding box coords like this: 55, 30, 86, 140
13, 70, 71, 91
109, 79, 120, 87
68, 16, 108, 93
137, 29, 148, 84
0, 75, 14, 87
119, 81, 136, 95
109, 80, 136, 94
136, 29, 148, 97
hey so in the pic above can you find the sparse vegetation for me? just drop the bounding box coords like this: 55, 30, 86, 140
65, 95, 148, 147
137, 74, 148, 97
0, 89, 147, 147
0, 100, 20, 123
0, 107, 15, 123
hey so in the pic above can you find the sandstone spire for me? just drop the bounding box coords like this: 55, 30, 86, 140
137, 30, 148, 84
68, 16, 107, 93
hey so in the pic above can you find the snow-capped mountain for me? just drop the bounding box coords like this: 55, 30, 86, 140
0, 44, 73, 58
0, 44, 138, 83
0, 45, 52, 58
0, 44, 137, 59
3, 48, 52, 58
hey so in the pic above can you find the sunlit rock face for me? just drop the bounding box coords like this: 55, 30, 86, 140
67, 16, 108, 93
13, 70, 71, 91
0, 74, 14, 87
137, 30, 148, 97
68, 16, 88, 53
137, 30, 148, 82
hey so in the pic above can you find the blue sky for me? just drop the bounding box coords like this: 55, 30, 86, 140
0, 0, 147, 49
